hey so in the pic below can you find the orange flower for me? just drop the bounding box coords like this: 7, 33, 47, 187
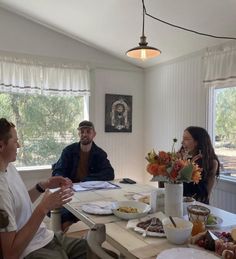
170, 169, 178, 180
191, 164, 202, 184
146, 142, 202, 183
159, 151, 171, 164
146, 163, 159, 175
157, 165, 168, 176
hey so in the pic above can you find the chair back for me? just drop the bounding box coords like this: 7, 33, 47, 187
87, 224, 118, 259
0, 210, 9, 259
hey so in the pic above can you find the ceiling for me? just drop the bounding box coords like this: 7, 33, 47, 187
1, 0, 236, 68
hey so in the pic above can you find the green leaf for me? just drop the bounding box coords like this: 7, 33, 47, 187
178, 164, 193, 182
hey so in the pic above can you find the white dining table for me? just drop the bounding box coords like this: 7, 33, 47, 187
64, 181, 236, 259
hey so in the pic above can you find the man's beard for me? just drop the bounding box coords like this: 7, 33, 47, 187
80, 138, 92, 145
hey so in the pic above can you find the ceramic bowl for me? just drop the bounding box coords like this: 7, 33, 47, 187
111, 200, 151, 220
162, 217, 193, 245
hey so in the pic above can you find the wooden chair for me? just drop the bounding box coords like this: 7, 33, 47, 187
87, 224, 119, 259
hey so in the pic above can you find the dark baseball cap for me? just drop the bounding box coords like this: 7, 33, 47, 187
78, 120, 95, 130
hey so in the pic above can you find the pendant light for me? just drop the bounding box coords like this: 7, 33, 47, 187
126, 0, 161, 60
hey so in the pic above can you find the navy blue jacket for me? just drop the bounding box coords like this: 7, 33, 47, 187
52, 142, 114, 182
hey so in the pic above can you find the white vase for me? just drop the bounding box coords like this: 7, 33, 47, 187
164, 182, 183, 217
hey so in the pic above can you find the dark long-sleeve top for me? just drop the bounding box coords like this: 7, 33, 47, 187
52, 142, 114, 182
183, 158, 209, 204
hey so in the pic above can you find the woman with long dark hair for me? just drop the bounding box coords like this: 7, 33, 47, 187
181, 126, 220, 204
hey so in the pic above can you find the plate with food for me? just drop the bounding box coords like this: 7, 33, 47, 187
134, 216, 166, 237
127, 211, 166, 237
132, 192, 150, 204
189, 229, 236, 258
206, 214, 223, 228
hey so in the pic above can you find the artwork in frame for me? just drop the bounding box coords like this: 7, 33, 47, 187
105, 94, 132, 132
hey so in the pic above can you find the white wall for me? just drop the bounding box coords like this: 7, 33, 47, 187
0, 7, 145, 182
92, 68, 144, 182
0, 8, 137, 70
144, 52, 208, 182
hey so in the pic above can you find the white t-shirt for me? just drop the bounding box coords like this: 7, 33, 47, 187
0, 163, 54, 258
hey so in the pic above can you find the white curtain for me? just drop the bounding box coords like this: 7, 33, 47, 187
0, 55, 90, 96
42, 66, 90, 96
203, 41, 236, 88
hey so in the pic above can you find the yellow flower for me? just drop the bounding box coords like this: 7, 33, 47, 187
191, 164, 202, 184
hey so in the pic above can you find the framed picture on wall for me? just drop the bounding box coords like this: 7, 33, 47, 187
105, 94, 132, 132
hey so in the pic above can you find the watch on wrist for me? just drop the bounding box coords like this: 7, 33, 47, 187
36, 183, 45, 193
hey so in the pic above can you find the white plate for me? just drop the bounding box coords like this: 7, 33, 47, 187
132, 192, 150, 204
188, 244, 221, 258
81, 201, 113, 215
156, 248, 219, 259
206, 216, 223, 228
134, 226, 166, 237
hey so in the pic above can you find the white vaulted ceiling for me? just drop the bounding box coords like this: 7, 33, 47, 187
0, 0, 236, 68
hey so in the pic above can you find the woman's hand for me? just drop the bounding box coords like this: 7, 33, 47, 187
191, 153, 202, 163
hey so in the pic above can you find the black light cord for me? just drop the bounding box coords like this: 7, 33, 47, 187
142, 0, 236, 40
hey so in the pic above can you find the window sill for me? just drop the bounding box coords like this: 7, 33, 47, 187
17, 165, 51, 173
219, 175, 236, 184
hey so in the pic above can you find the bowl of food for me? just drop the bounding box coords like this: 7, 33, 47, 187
112, 200, 151, 220
162, 217, 193, 245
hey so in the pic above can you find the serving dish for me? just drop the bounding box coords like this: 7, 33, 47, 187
127, 211, 166, 237
112, 200, 151, 220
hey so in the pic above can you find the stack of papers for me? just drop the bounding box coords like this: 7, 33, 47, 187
72, 181, 120, 192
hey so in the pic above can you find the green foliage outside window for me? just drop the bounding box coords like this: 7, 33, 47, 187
215, 87, 236, 146
0, 93, 84, 167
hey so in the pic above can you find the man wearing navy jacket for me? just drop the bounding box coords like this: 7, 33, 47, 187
52, 120, 114, 231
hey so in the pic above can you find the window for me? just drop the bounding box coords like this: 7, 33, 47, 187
209, 86, 236, 179
0, 92, 86, 167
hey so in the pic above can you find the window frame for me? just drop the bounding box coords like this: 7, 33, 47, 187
0, 92, 89, 170
207, 85, 236, 182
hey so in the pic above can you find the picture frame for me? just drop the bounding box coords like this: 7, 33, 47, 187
105, 94, 132, 132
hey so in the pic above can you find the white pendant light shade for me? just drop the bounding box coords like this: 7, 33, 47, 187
126, 36, 161, 60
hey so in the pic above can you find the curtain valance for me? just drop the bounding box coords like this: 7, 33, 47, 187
203, 41, 236, 88
0, 55, 90, 96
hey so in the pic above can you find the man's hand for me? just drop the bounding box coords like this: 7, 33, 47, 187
38, 186, 74, 214
41, 176, 72, 190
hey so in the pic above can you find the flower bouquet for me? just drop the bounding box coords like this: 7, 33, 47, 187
145, 139, 202, 184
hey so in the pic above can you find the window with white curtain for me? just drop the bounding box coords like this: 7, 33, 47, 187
209, 86, 236, 179
0, 54, 90, 168
204, 41, 236, 180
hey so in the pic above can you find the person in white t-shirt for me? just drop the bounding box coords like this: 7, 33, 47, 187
0, 118, 87, 259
